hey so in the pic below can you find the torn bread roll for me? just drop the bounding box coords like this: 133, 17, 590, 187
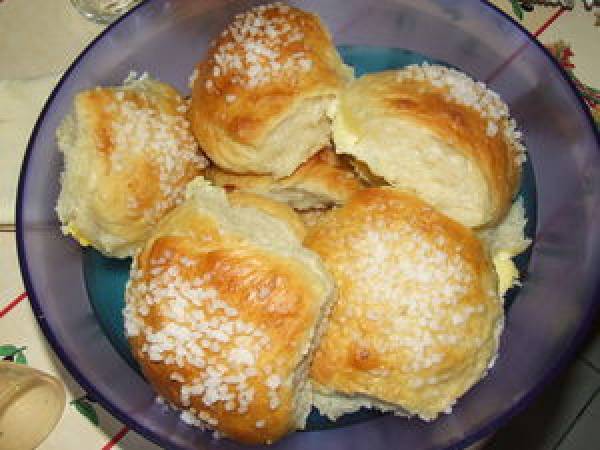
205, 147, 364, 210
332, 65, 525, 228
124, 180, 334, 444
227, 190, 307, 241
56, 75, 207, 257
188, 3, 353, 179
306, 188, 503, 420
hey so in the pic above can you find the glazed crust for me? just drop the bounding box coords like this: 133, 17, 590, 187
307, 188, 503, 419
188, 3, 352, 177
333, 68, 524, 227
125, 187, 332, 444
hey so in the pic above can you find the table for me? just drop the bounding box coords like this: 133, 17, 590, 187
1, 1, 598, 449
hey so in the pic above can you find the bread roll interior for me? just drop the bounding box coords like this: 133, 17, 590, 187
333, 65, 525, 228
188, 3, 353, 179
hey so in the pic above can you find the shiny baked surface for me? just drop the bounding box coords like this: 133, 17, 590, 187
124, 183, 333, 444
307, 188, 503, 420
188, 3, 352, 178
56, 77, 206, 257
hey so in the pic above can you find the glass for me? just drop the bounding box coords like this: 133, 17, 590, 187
70, 0, 143, 24
16, 0, 600, 449
0, 362, 66, 449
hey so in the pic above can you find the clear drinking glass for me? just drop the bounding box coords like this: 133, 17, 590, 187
70, 0, 143, 24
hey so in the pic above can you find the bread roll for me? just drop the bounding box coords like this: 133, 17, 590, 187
124, 180, 334, 444
477, 198, 531, 296
188, 3, 353, 178
227, 191, 307, 241
306, 188, 503, 420
332, 65, 525, 227
56, 75, 207, 257
205, 147, 364, 210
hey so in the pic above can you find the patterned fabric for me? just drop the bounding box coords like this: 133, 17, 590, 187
546, 40, 600, 127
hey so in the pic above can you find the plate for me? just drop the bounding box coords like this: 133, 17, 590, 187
82, 44, 539, 432
17, 1, 600, 449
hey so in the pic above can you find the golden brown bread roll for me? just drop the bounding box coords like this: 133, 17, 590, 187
332, 65, 525, 228
306, 188, 503, 420
124, 180, 334, 444
56, 75, 207, 257
205, 147, 365, 210
188, 3, 353, 178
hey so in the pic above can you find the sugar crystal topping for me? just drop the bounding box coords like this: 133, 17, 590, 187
103, 83, 207, 224
205, 2, 313, 90
124, 248, 284, 429
327, 203, 495, 374
396, 64, 526, 165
